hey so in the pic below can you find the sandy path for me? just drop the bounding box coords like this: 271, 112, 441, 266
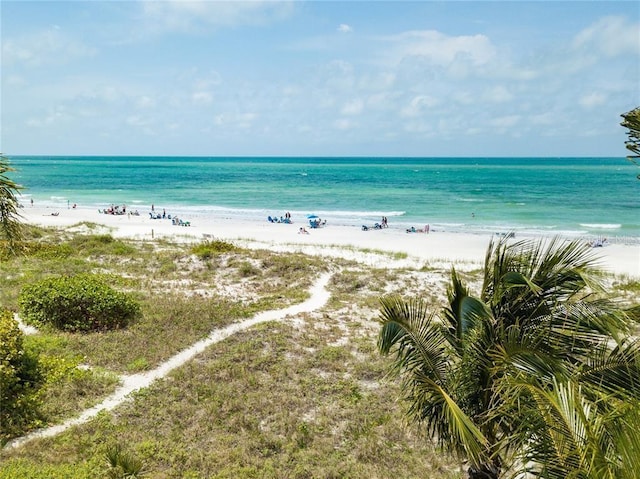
4, 272, 332, 450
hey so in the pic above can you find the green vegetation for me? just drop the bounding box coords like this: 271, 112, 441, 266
1, 226, 637, 478
0, 311, 42, 443
378, 236, 640, 478
104, 443, 147, 478
621, 106, 640, 178
2, 226, 465, 477
19, 274, 141, 332
0, 155, 24, 255
190, 238, 239, 259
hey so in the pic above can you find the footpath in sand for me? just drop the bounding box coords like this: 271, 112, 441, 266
5, 273, 332, 450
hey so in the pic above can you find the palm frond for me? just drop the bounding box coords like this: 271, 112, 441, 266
442, 268, 493, 353
577, 337, 640, 399
0, 155, 25, 253
378, 295, 449, 385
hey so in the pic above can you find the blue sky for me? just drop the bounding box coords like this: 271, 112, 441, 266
2, 1, 639, 157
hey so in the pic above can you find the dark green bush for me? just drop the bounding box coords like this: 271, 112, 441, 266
0, 309, 42, 443
19, 274, 140, 332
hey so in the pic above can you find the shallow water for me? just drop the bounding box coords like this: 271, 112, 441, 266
10, 156, 640, 237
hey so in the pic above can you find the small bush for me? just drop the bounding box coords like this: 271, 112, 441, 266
26, 242, 74, 259
104, 443, 147, 478
190, 240, 238, 259
69, 234, 136, 256
0, 310, 43, 443
19, 274, 141, 332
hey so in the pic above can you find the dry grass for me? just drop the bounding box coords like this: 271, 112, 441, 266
0, 226, 464, 478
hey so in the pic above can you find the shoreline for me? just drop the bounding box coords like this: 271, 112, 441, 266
19, 205, 640, 278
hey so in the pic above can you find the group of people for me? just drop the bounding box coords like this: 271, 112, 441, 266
100, 204, 139, 216
172, 216, 191, 227
149, 208, 169, 220
362, 216, 389, 231
309, 218, 326, 228
148, 206, 191, 226
406, 224, 430, 234
268, 212, 293, 224
591, 237, 609, 248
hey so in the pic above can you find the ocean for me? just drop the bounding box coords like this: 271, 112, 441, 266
7, 156, 640, 239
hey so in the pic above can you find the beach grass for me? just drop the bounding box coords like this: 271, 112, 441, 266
1, 226, 466, 477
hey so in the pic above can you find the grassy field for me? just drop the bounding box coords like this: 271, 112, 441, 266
0, 224, 469, 478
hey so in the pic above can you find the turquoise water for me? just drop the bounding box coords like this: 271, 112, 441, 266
8, 156, 640, 238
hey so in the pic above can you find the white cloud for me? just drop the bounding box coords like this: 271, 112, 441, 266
572, 15, 640, 57
401, 95, 439, 118
341, 99, 364, 116
126, 115, 151, 127
192, 91, 213, 105
334, 118, 354, 130
322, 60, 356, 90
136, 96, 156, 109
2, 27, 96, 67
3, 1, 637, 156
26, 106, 69, 127
213, 112, 257, 129
140, 0, 295, 34
379, 30, 497, 68
489, 115, 520, 130
531, 112, 556, 126
579, 92, 607, 109
452, 91, 475, 105
484, 86, 513, 103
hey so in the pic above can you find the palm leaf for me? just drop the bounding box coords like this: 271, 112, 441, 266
577, 337, 640, 399
378, 295, 448, 386
442, 268, 493, 353
0, 155, 24, 254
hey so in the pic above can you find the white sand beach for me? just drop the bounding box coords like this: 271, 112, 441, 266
20, 205, 640, 278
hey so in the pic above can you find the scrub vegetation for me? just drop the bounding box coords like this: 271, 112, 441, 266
0, 225, 462, 478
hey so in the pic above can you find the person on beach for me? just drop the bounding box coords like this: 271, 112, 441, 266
298, 227, 309, 234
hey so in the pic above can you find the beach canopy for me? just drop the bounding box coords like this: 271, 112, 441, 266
306, 214, 319, 219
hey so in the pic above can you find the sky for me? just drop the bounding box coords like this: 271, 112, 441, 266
2, 1, 639, 157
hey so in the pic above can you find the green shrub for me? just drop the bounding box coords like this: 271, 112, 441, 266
190, 239, 238, 259
26, 241, 74, 259
0, 310, 42, 443
69, 234, 137, 256
104, 443, 147, 478
18, 274, 141, 332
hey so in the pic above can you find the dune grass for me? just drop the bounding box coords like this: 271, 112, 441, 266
0, 226, 464, 477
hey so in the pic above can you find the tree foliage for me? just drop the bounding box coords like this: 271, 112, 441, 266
378, 236, 640, 478
621, 107, 640, 179
0, 310, 42, 444
0, 154, 24, 254
19, 274, 141, 333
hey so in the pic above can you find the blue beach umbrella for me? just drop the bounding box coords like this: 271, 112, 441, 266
307, 214, 319, 219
